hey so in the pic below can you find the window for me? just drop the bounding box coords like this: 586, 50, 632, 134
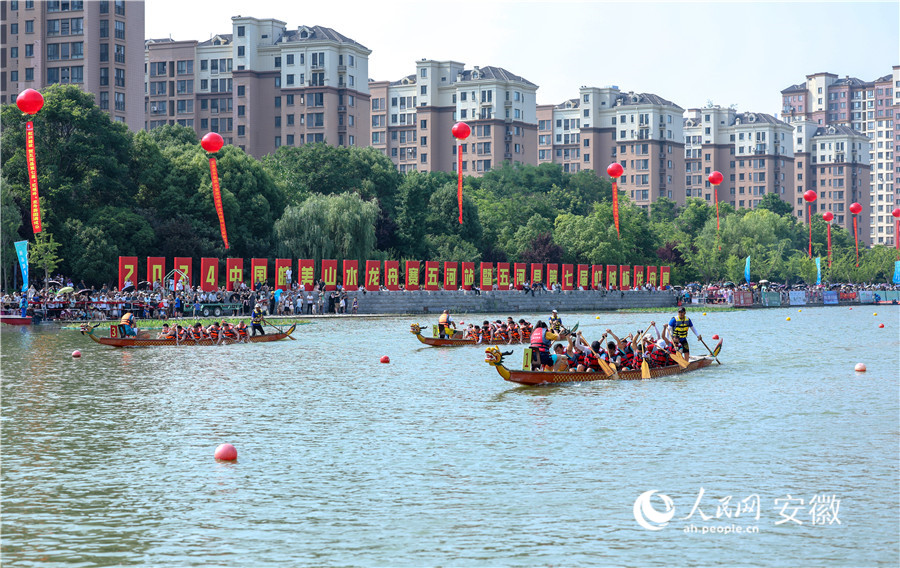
237, 105, 245, 117
237, 125, 245, 136
275, 116, 281, 128
287, 74, 294, 86
286, 94, 294, 105
25, 20, 34, 33
176, 60, 192, 75
275, 96, 281, 108
25, 44, 34, 57
11, 23, 19, 34
237, 25, 245, 37
114, 68, 124, 87
114, 44, 124, 63
114, 20, 124, 39
237, 45, 245, 57
274, 56, 281, 68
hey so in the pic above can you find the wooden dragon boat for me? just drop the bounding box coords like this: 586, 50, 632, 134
80, 323, 295, 347
410, 323, 528, 347
484, 340, 722, 386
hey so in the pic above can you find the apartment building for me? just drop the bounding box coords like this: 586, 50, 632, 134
781, 70, 898, 245
370, 60, 537, 175
1, 0, 145, 130
683, 107, 794, 212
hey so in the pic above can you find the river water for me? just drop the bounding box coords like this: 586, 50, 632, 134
2, 307, 898, 567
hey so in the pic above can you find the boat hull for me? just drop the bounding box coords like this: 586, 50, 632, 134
83, 324, 295, 347
413, 332, 525, 347
1, 315, 33, 325
498, 357, 714, 385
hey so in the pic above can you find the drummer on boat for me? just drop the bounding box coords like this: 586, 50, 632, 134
438, 309, 456, 339
665, 306, 701, 357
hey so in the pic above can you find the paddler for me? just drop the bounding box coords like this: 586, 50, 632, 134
665, 306, 702, 357
120, 311, 137, 337
438, 309, 456, 339
530, 320, 570, 371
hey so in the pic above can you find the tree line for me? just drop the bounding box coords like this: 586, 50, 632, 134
1, 85, 896, 290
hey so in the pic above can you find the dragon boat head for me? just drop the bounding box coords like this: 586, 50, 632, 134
484, 346, 505, 366
409, 323, 422, 335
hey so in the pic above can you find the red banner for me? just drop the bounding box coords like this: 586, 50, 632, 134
660, 266, 671, 289
619, 264, 632, 290
298, 259, 315, 291
561, 264, 574, 290
592, 265, 604, 290
480, 262, 493, 290
443, 262, 458, 290
225, 258, 243, 291
208, 157, 229, 249
385, 260, 400, 291
646, 266, 658, 288
146, 257, 165, 288
174, 256, 192, 288
322, 259, 338, 291
546, 264, 559, 289
365, 260, 381, 291
633, 265, 645, 288
606, 265, 618, 290
612, 180, 620, 238
118, 256, 137, 291
405, 260, 420, 291
497, 262, 511, 289
530, 264, 543, 288
200, 257, 219, 291
343, 260, 359, 291
251, 258, 267, 287
514, 263, 527, 289
275, 258, 291, 291
25, 121, 42, 233
461, 262, 475, 290
577, 264, 589, 289
424, 261, 439, 290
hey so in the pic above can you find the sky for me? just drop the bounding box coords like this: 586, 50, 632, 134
145, 0, 899, 116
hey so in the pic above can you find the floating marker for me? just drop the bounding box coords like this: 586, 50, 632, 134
595, 316, 600, 319
798, 309, 802, 312
72, 350, 81, 358
786, 317, 791, 321
380, 355, 390, 364
712, 334, 720, 340
702, 312, 707, 316
873, 312, 877, 316
854, 363, 867, 372
214, 443, 237, 461
878, 323, 884, 328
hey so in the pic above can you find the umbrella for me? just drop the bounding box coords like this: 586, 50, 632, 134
122, 283, 135, 292
758, 279, 769, 284
57, 286, 74, 294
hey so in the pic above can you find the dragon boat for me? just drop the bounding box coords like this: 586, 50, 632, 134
484, 340, 722, 386
80, 322, 295, 347
410, 323, 528, 347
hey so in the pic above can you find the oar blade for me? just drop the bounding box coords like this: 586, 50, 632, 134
671, 350, 689, 369
641, 359, 651, 379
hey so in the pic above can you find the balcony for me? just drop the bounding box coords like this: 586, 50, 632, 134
504, 152, 512, 160
504, 100, 512, 107
338, 105, 346, 112
338, 65, 346, 72
504, 134, 512, 141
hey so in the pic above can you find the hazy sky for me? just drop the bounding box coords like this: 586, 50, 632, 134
145, 0, 899, 116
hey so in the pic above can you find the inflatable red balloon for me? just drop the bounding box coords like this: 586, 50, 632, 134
451, 122, 471, 140
803, 190, 817, 202
892, 208, 900, 218
201, 132, 224, 153
16, 88, 44, 115
849, 202, 862, 214
708, 171, 723, 185
606, 162, 623, 178
822, 211, 834, 222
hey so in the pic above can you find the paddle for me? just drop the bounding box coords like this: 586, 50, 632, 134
641, 357, 651, 379
699, 337, 720, 365
670, 349, 689, 369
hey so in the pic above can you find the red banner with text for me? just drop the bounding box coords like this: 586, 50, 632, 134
633, 265, 645, 288
606, 265, 618, 290
384, 261, 400, 291
118, 256, 137, 291
365, 260, 381, 291
251, 258, 267, 287
514, 263, 527, 289
25, 122, 42, 233
146, 257, 165, 287
275, 258, 291, 291
225, 258, 243, 291
174, 257, 192, 288
297, 259, 315, 291
546, 264, 559, 289
561, 264, 574, 290
592, 265, 603, 290
577, 264, 589, 289
497, 262, 511, 289
424, 261, 439, 291
405, 261, 420, 291
321, 259, 338, 291
342, 260, 359, 291
646, 266, 658, 289
208, 157, 229, 249
480, 262, 493, 290
531, 263, 543, 289
660, 266, 671, 289
619, 264, 632, 290
461, 262, 475, 290
443, 262, 458, 290
200, 257, 219, 292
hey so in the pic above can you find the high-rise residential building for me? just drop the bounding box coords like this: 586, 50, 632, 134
1, 0, 145, 130
537, 87, 685, 209
781, 70, 897, 245
370, 60, 537, 175
683, 107, 795, 211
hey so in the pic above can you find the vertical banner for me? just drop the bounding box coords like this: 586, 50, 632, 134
646, 266, 658, 288
200, 257, 219, 292
25, 122, 42, 233
14, 240, 29, 291
405, 260, 420, 291
225, 258, 243, 291
321, 259, 338, 291
619, 265, 632, 290
480, 262, 493, 290
174, 256, 193, 288
298, 259, 315, 291
208, 157, 229, 249
250, 258, 268, 288
146, 257, 165, 288
660, 266, 671, 289
531, 264, 543, 288
633, 265, 645, 288
461, 262, 475, 291
546, 264, 559, 289
606, 265, 618, 290
514, 263, 527, 289
893, 260, 900, 285
443, 262, 458, 291
343, 260, 359, 291
275, 258, 291, 291
744, 256, 751, 284
365, 260, 381, 291
118, 256, 138, 291
577, 264, 589, 289
497, 262, 511, 289
612, 180, 620, 238
424, 261, 439, 291
591, 265, 604, 290
561, 264, 574, 290
384, 260, 400, 291
816, 256, 821, 286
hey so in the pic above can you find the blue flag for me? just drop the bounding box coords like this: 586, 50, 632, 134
815, 256, 821, 285
893, 260, 900, 285
14, 240, 28, 292
744, 256, 751, 284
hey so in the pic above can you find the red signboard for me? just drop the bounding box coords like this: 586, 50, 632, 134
497, 262, 511, 289
461, 262, 475, 291
646, 266, 658, 289
531, 264, 543, 289
734, 290, 753, 307
200, 257, 219, 292
174, 256, 193, 288
365, 260, 381, 291
443, 262, 458, 290
384, 261, 400, 291
251, 258, 267, 287
118, 256, 138, 291
225, 258, 243, 291
405, 260, 420, 291
619, 264, 632, 291
343, 260, 359, 291
298, 259, 315, 291
660, 266, 671, 289
514, 263, 527, 289
480, 262, 493, 290
561, 264, 574, 290
577, 264, 589, 289
322, 259, 338, 291
424, 261, 439, 291
146, 257, 165, 288
633, 265, 645, 288
592, 265, 604, 290
546, 264, 559, 289
606, 265, 618, 290
274, 258, 291, 291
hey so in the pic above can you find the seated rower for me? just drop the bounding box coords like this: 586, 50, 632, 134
529, 320, 570, 370
518, 319, 533, 341
236, 321, 249, 341
493, 323, 510, 344
157, 323, 175, 339
206, 321, 221, 341
221, 321, 238, 341
465, 324, 479, 341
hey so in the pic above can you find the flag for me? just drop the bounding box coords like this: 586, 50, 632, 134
893, 261, 900, 285
815, 256, 821, 285
744, 255, 750, 284
15, 241, 29, 291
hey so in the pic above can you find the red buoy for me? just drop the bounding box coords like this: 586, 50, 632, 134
380, 355, 390, 364
878, 323, 884, 328
854, 363, 867, 372
712, 334, 719, 340
214, 443, 237, 461
72, 350, 81, 358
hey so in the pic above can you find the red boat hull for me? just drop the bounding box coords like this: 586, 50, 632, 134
1, 315, 33, 325
82, 324, 295, 347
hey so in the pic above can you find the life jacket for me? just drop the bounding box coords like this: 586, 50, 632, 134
649, 346, 670, 367
549, 315, 562, 332
466, 329, 478, 340
670, 315, 692, 339
177, 329, 189, 340
163, 329, 176, 340
496, 328, 509, 341
583, 350, 600, 369
520, 323, 533, 337
207, 326, 220, 338
530, 328, 550, 352
438, 313, 450, 325
191, 328, 204, 340
251, 309, 263, 324
223, 325, 237, 339
120, 312, 134, 326
237, 325, 248, 338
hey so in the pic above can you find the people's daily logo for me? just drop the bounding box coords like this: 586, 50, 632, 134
633, 490, 675, 531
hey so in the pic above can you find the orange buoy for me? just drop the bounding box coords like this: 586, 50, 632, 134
854, 363, 867, 372
214, 443, 237, 461
380, 355, 390, 364
72, 350, 81, 358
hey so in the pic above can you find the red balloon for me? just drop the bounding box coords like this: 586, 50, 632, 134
201, 132, 224, 153
803, 190, 817, 203
708, 171, 723, 185
606, 162, 624, 178
451, 122, 471, 140
16, 88, 44, 115
822, 211, 834, 222
892, 208, 900, 219
849, 202, 862, 215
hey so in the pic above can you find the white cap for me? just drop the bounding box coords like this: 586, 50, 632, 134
552, 309, 558, 313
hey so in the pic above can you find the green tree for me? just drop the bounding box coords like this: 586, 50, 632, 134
650, 196, 679, 223
29, 232, 62, 287
756, 192, 794, 217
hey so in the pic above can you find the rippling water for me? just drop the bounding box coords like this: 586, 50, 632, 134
2, 307, 898, 567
